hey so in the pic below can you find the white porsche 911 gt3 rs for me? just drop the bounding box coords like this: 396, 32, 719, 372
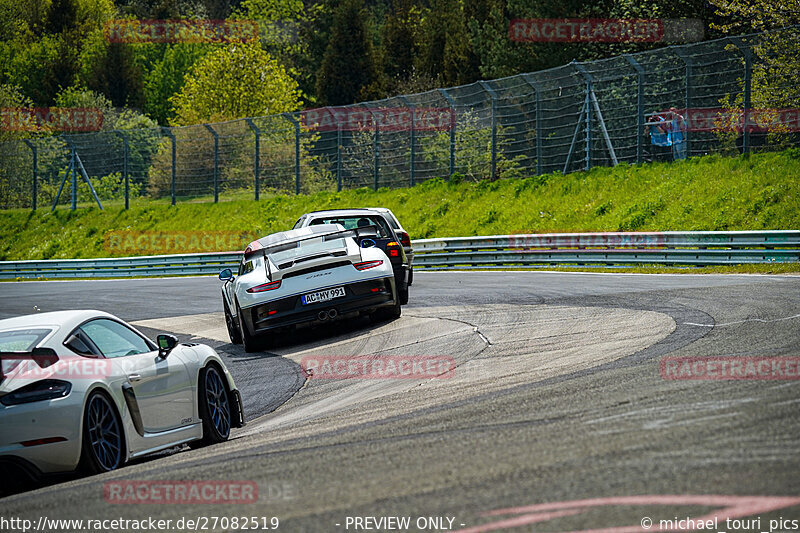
220, 224, 401, 352
0, 310, 244, 486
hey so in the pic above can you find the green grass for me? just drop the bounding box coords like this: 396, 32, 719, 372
1, 149, 799, 261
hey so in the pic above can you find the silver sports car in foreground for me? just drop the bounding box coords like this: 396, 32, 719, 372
220, 224, 401, 352
0, 310, 244, 483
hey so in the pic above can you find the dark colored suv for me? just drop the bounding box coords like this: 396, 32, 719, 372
292, 209, 410, 304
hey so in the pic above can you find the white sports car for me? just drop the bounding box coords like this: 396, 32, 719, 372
220, 224, 401, 352
0, 310, 244, 486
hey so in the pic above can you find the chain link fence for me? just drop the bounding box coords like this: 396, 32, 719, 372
1, 26, 798, 210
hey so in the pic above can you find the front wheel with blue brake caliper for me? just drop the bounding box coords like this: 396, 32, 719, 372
79, 391, 124, 474
190, 365, 232, 448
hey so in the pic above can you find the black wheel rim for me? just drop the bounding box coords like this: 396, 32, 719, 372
87, 394, 122, 471
205, 368, 231, 438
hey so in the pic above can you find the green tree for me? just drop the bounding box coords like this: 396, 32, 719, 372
417, 0, 472, 86
316, 0, 378, 105
381, 0, 419, 82
170, 43, 300, 125
45, 0, 76, 34
143, 44, 211, 124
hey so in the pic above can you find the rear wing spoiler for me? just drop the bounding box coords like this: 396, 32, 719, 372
0, 348, 58, 381
244, 225, 379, 279
244, 225, 378, 259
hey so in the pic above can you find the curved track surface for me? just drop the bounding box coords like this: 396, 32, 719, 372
1, 272, 799, 532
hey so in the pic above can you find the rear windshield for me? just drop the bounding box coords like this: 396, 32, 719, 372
0, 328, 52, 352
309, 216, 393, 238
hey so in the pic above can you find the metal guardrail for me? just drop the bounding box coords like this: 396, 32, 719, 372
0, 252, 241, 280
412, 231, 800, 268
0, 231, 798, 280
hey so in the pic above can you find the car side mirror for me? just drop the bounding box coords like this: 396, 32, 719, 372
219, 268, 234, 282
157, 334, 178, 358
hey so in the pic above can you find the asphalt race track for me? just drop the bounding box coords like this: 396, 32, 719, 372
1, 271, 799, 532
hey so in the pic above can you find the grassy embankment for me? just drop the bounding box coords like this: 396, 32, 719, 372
1, 150, 798, 273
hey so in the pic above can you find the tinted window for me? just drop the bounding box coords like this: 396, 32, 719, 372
0, 328, 52, 352
311, 216, 393, 238
80, 319, 152, 358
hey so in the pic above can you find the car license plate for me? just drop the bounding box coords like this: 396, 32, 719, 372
302, 286, 345, 305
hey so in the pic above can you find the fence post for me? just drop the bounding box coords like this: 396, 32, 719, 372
675, 47, 693, 157
162, 127, 176, 205
337, 122, 343, 192
113, 131, 129, 209
281, 113, 301, 194
398, 96, 416, 187
522, 74, 543, 175
624, 54, 645, 164
730, 38, 752, 155
364, 107, 380, 190
22, 140, 37, 210
478, 81, 499, 179
204, 124, 219, 202
572, 63, 593, 171
245, 118, 260, 200
438, 88, 456, 179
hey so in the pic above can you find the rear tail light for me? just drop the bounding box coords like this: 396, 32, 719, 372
246, 280, 282, 293
21, 436, 67, 447
386, 242, 401, 258
398, 232, 411, 248
354, 260, 384, 271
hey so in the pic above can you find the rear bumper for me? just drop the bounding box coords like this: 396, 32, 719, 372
241, 276, 396, 335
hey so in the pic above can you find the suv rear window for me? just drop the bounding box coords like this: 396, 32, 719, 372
309, 216, 393, 238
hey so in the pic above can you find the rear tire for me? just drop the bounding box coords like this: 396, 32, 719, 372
399, 283, 409, 305
79, 391, 124, 474
237, 303, 263, 353
372, 292, 402, 322
190, 366, 232, 448
408, 269, 413, 286
223, 296, 241, 344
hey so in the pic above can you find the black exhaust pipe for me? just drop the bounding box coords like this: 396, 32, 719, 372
318, 311, 328, 321
327, 308, 338, 319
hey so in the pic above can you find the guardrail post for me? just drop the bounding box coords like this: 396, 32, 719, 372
675, 47, 693, 157
281, 113, 301, 194
22, 140, 37, 210
398, 96, 416, 187
113, 131, 129, 209
162, 127, 176, 205
478, 81, 499, 179
522, 74, 543, 175
438, 88, 456, 179
245, 118, 260, 200
204, 124, 219, 202
624, 54, 645, 164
